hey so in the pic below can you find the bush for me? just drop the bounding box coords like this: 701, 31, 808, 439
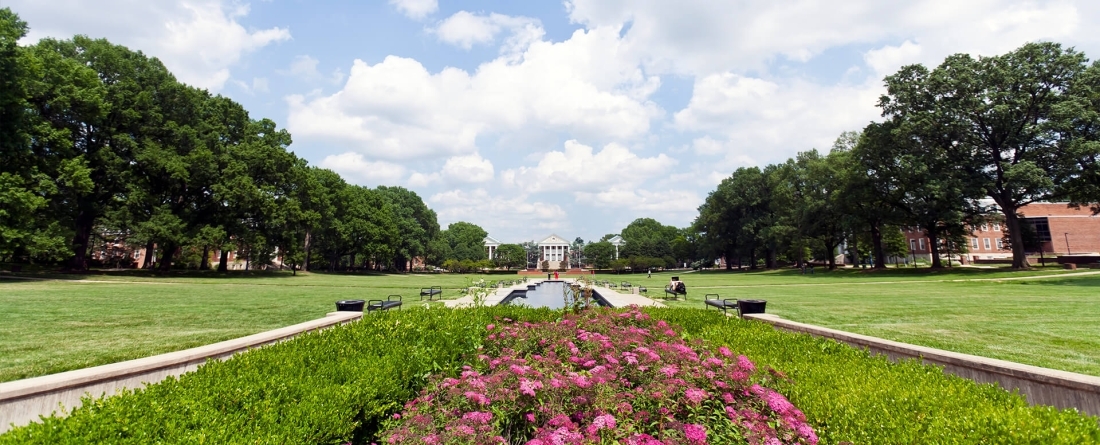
4, 308, 1098, 444
0, 307, 560, 445
647, 309, 1100, 445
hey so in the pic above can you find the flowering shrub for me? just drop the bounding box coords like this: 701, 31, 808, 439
381, 308, 818, 444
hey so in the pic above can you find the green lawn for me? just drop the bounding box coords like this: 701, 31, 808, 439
1, 267, 1098, 383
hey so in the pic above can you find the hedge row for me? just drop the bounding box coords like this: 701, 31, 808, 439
3, 308, 1099, 444
650, 309, 1100, 444
0, 307, 561, 444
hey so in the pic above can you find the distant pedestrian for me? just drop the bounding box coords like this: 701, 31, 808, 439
647, 268, 652, 278
554, 271, 559, 279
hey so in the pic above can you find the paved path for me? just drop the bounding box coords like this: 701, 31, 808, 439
443, 279, 665, 308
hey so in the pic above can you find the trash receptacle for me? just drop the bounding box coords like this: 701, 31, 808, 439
335, 299, 365, 311
737, 299, 767, 317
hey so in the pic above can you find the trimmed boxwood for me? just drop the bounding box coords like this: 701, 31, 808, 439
2, 307, 1098, 444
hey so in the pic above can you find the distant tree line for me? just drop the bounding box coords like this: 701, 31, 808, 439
695, 42, 1100, 270
0, 9, 454, 272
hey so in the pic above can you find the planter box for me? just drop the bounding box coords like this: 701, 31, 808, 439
737, 299, 767, 317
335, 300, 365, 311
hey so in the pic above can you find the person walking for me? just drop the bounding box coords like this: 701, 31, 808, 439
554, 271, 559, 280
647, 268, 652, 279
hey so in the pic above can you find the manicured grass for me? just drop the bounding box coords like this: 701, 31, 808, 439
1, 266, 1098, 383
0, 271, 500, 382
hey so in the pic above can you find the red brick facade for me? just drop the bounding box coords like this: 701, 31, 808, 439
903, 202, 1100, 262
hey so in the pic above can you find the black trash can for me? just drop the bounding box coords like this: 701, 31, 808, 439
737, 299, 767, 317
335, 299, 365, 312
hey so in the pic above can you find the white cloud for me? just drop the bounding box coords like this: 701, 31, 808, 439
441, 153, 495, 183
431, 11, 541, 50
501, 140, 673, 193
287, 25, 661, 160
251, 77, 270, 93
564, 0, 1082, 77
673, 72, 882, 166
319, 152, 407, 185
389, 0, 438, 20
575, 187, 701, 215
13, 0, 288, 92
429, 189, 569, 237
283, 55, 346, 85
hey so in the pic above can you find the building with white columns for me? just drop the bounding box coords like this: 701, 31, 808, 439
537, 234, 571, 269
483, 235, 501, 259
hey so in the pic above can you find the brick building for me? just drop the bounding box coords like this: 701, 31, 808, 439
903, 202, 1100, 263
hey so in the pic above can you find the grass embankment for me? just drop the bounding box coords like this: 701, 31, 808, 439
0, 266, 1098, 382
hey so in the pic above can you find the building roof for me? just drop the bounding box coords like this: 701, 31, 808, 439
484, 235, 502, 247
608, 235, 625, 246
537, 234, 570, 246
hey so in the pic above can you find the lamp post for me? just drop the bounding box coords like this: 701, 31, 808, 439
1064, 232, 1071, 255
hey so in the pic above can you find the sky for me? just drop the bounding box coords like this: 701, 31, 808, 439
6, 0, 1100, 243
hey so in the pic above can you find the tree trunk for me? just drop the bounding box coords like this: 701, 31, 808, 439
302, 229, 312, 271
927, 227, 943, 269
849, 234, 859, 268
1002, 207, 1031, 269
143, 240, 155, 269
749, 248, 757, 270
765, 247, 777, 269
67, 209, 96, 271
200, 245, 209, 270
158, 243, 176, 271
871, 223, 886, 270
825, 240, 837, 270
218, 249, 229, 272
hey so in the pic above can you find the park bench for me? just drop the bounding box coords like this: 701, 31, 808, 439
620, 281, 632, 289
703, 294, 737, 315
638, 286, 647, 295
608, 282, 618, 289
367, 295, 402, 312
420, 286, 442, 301
664, 283, 687, 300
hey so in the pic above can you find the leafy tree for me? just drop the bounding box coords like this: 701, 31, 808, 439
882, 42, 1088, 268
438, 222, 488, 262
584, 241, 615, 269
619, 218, 678, 259
494, 243, 526, 270
377, 186, 439, 271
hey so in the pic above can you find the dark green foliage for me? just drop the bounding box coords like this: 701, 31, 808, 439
4, 308, 1098, 444
650, 309, 1100, 445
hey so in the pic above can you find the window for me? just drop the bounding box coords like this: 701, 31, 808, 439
993, 223, 1001, 231
981, 224, 988, 232
909, 239, 916, 251
971, 238, 979, 249
996, 239, 1004, 250
918, 238, 925, 250
983, 238, 991, 250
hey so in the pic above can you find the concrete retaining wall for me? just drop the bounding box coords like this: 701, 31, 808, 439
743, 313, 1100, 417
0, 311, 363, 433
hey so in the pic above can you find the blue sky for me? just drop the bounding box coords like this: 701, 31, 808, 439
9, 0, 1100, 243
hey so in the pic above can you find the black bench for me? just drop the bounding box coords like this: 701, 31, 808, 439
620, 281, 632, 289
367, 295, 402, 312
608, 282, 618, 289
703, 294, 737, 315
638, 286, 647, 295
664, 285, 687, 300
420, 286, 442, 301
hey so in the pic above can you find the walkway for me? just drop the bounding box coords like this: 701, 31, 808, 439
443, 279, 665, 308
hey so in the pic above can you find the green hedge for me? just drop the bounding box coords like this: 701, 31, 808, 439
649, 309, 1100, 444
0, 307, 560, 444
3, 308, 1098, 444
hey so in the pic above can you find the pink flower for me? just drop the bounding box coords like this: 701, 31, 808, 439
586, 414, 617, 435
718, 346, 732, 357
659, 365, 679, 378
519, 378, 543, 397
526, 413, 537, 422
684, 388, 707, 404
683, 424, 707, 444
462, 411, 493, 424
392, 413, 401, 419
463, 391, 490, 405
486, 324, 495, 331
737, 355, 755, 372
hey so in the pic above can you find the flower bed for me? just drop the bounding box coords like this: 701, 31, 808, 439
382, 308, 817, 444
